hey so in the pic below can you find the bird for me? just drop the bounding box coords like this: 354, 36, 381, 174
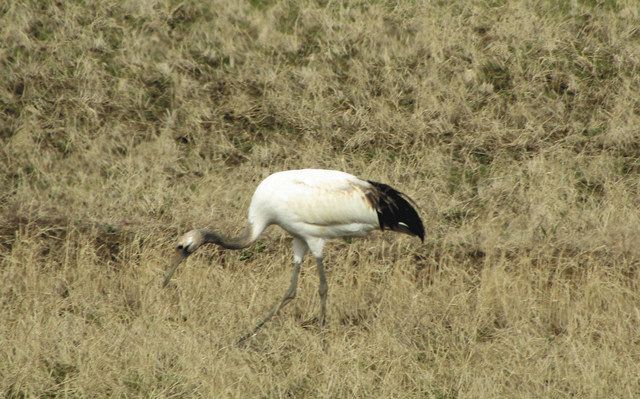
162, 169, 424, 342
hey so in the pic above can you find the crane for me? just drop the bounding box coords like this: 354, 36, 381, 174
162, 169, 424, 342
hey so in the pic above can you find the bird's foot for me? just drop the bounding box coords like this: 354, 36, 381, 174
236, 331, 256, 346
300, 316, 326, 329
300, 316, 317, 328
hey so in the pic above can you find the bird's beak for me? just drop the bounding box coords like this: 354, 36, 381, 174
162, 249, 188, 288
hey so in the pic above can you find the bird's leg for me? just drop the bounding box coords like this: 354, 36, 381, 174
316, 257, 328, 327
237, 259, 302, 343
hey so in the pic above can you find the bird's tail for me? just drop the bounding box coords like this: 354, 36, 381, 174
367, 181, 425, 242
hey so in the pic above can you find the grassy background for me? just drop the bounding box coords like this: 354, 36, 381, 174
1, 0, 640, 397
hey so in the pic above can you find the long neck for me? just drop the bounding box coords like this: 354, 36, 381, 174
201, 225, 254, 250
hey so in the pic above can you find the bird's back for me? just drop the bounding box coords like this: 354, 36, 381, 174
248, 169, 379, 238
247, 169, 424, 242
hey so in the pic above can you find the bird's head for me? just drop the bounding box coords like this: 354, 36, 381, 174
175, 229, 205, 257
162, 229, 205, 287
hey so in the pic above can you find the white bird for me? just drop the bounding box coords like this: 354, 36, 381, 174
163, 169, 424, 342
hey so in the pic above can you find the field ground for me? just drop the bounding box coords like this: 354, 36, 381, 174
1, 0, 640, 397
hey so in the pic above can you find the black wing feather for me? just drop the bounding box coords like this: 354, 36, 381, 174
367, 180, 425, 242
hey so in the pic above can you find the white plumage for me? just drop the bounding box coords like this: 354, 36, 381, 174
163, 169, 424, 342
248, 169, 380, 241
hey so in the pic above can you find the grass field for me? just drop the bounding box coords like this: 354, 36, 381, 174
1, 0, 640, 397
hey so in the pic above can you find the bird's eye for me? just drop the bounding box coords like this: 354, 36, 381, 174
176, 244, 184, 250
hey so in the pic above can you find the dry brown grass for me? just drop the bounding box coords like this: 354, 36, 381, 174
2, 0, 640, 397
